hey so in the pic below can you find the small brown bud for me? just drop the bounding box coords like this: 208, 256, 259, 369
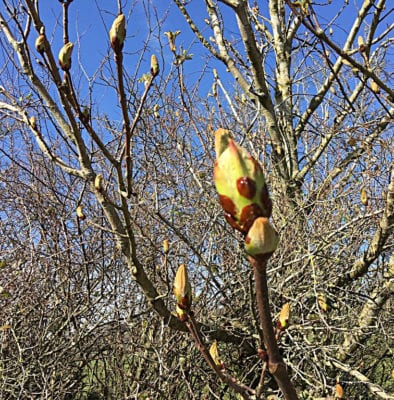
58, 42, 74, 71
150, 54, 159, 77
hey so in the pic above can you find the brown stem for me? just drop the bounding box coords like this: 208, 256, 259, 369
249, 255, 299, 400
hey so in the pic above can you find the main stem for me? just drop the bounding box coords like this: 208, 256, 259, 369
249, 255, 299, 400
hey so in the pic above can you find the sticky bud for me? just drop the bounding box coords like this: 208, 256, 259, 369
371, 80, 380, 94
278, 302, 290, 330
163, 239, 169, 254
58, 42, 74, 71
76, 205, 86, 220
245, 217, 279, 257
109, 14, 126, 51
173, 264, 192, 311
360, 187, 368, 206
29, 116, 37, 129
35, 32, 47, 54
150, 54, 159, 77
214, 129, 272, 234
94, 174, 103, 192
209, 340, 224, 369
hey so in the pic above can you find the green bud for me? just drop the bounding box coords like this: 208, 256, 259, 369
214, 129, 272, 234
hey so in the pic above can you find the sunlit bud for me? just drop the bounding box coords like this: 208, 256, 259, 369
213, 68, 218, 79
35, 31, 47, 54
329, 27, 333, 35
317, 292, 328, 312
76, 205, 86, 220
109, 14, 126, 51
335, 381, 344, 399
245, 217, 279, 257
29, 116, 37, 129
371, 80, 380, 94
358, 35, 365, 52
173, 264, 192, 311
164, 30, 180, 52
209, 340, 224, 369
360, 187, 368, 206
176, 305, 188, 322
58, 42, 74, 71
278, 302, 291, 330
150, 54, 159, 77
342, 58, 352, 67
214, 129, 272, 234
153, 104, 160, 118
163, 239, 169, 254
94, 174, 103, 192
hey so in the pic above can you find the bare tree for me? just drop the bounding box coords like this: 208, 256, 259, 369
0, 0, 393, 399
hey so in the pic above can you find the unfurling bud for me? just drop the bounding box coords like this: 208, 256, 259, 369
278, 302, 291, 330
163, 239, 169, 254
94, 174, 103, 192
209, 340, 224, 369
58, 42, 74, 71
150, 54, 159, 77
360, 187, 368, 206
164, 30, 180, 52
214, 129, 272, 234
245, 217, 279, 257
109, 14, 126, 51
35, 30, 48, 54
76, 205, 86, 220
173, 264, 192, 311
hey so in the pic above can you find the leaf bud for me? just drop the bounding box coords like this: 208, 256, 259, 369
214, 129, 272, 234
278, 302, 291, 330
360, 187, 368, 206
163, 239, 169, 254
245, 217, 279, 258
94, 174, 103, 192
173, 264, 192, 311
35, 32, 48, 54
109, 14, 126, 51
76, 205, 86, 220
58, 42, 74, 71
371, 80, 380, 94
150, 54, 159, 77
